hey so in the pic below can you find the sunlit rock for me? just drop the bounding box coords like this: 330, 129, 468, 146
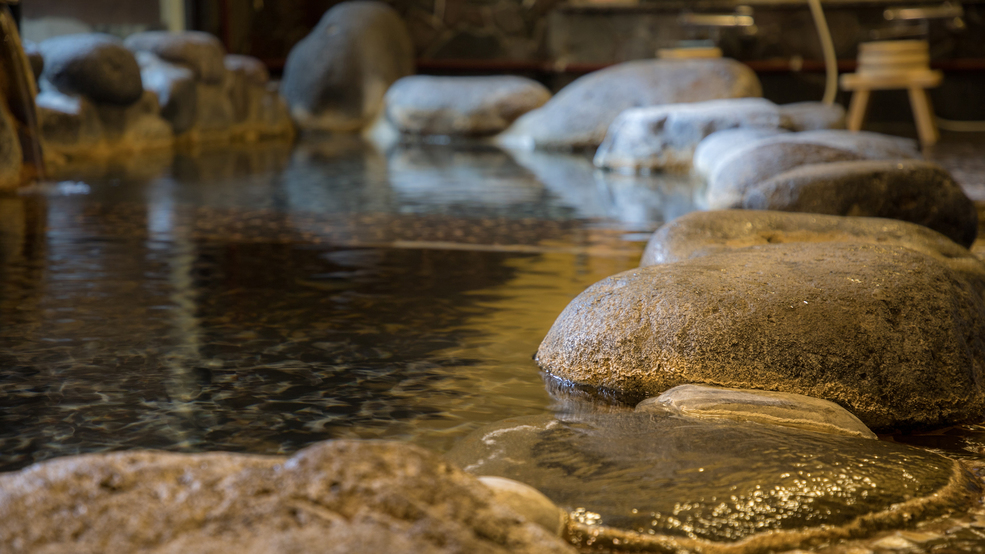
778, 101, 846, 131
385, 75, 551, 136
536, 242, 985, 431
280, 1, 414, 132
447, 413, 978, 549
38, 33, 143, 106
594, 98, 785, 173
498, 58, 761, 151
641, 210, 985, 297
124, 30, 228, 85
742, 161, 978, 247
637, 384, 877, 438
0, 440, 577, 554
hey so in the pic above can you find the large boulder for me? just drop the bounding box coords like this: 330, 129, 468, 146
38, 33, 143, 106
446, 413, 978, 550
535, 242, 985, 431
741, 161, 978, 248
384, 75, 551, 136
124, 30, 227, 85
135, 51, 197, 134
497, 58, 762, 151
280, 1, 414, 132
0, 440, 576, 554
593, 97, 785, 173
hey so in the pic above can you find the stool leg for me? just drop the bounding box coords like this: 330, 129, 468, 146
908, 86, 939, 147
846, 89, 871, 131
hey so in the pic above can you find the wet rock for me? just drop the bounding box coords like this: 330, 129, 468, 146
692, 127, 789, 179
593, 98, 785, 173
536, 242, 985, 431
124, 30, 227, 85
0, 100, 22, 189
478, 476, 568, 536
95, 90, 173, 147
787, 129, 921, 160
0, 440, 577, 554
225, 55, 270, 124
22, 39, 43, 82
224, 54, 269, 87
135, 51, 197, 134
385, 75, 551, 136
742, 160, 978, 248
235, 83, 295, 140
637, 384, 877, 438
280, 1, 414, 132
778, 101, 846, 131
498, 58, 762, 150
38, 33, 143, 106
446, 413, 977, 549
193, 83, 236, 133
36, 90, 103, 148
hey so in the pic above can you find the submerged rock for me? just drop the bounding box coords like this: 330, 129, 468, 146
384, 75, 551, 136
637, 384, 877, 438
778, 101, 846, 131
641, 210, 985, 297
741, 160, 978, 248
38, 33, 143, 106
692, 127, 789, 179
447, 413, 978, 550
594, 98, 785, 173
280, 1, 414, 132
498, 58, 761, 150
0, 440, 576, 554
124, 30, 227, 85
479, 476, 568, 536
536, 242, 985, 431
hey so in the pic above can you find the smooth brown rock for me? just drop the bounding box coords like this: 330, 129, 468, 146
0, 440, 577, 554
536, 242, 985, 431
38, 33, 143, 106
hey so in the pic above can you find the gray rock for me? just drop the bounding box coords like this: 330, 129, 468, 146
778, 101, 846, 131
478, 476, 567, 536
38, 33, 143, 105
384, 75, 551, 136
535, 242, 985, 431
498, 58, 762, 151
593, 98, 784, 173
124, 30, 227, 85
136, 51, 197, 134
691, 127, 789, 179
446, 412, 976, 549
36, 90, 103, 147
0, 100, 23, 189
641, 210, 985, 297
637, 384, 877, 438
22, 39, 43, 82
280, 1, 414, 132
703, 129, 923, 189
742, 160, 978, 248
0, 440, 577, 554
224, 54, 269, 87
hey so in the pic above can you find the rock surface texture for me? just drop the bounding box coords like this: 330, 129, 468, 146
740, 160, 979, 248
692, 127, 789, 179
593, 98, 786, 172
38, 33, 143, 106
281, 1, 414, 132
124, 30, 228, 85
536, 242, 985, 431
447, 413, 977, 550
384, 75, 551, 136
0, 440, 576, 554
637, 384, 877, 438
498, 58, 762, 150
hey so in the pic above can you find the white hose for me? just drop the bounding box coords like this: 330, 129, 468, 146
806, 0, 839, 105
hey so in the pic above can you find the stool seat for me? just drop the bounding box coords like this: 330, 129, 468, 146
840, 70, 942, 91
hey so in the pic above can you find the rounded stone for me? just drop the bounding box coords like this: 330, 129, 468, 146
135, 51, 197, 134
446, 413, 979, 549
497, 58, 762, 150
280, 1, 414, 132
224, 54, 269, 87
38, 33, 143, 106
124, 30, 228, 84
384, 75, 551, 136
637, 384, 877, 438
0, 440, 577, 554
640, 210, 985, 298
692, 127, 789, 179
741, 160, 979, 248
536, 242, 985, 431
479, 476, 568, 536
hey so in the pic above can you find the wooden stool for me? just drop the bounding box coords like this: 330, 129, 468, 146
840, 40, 942, 147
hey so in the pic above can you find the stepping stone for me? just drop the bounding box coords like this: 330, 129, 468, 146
384, 75, 551, 136
692, 127, 789, 179
536, 242, 985, 431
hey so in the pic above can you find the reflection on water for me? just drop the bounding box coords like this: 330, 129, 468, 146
0, 137, 662, 471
